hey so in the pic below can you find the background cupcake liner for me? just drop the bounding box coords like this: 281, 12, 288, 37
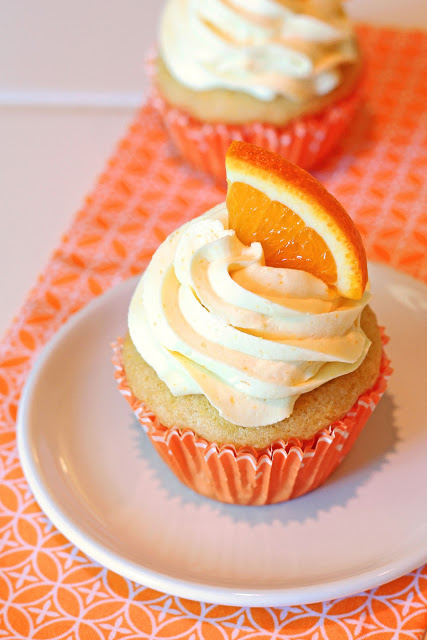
113, 332, 391, 505
150, 82, 363, 183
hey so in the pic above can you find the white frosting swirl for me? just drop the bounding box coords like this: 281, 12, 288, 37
128, 204, 371, 427
159, 0, 357, 102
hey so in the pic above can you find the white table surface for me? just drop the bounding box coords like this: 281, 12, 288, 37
1, 0, 426, 339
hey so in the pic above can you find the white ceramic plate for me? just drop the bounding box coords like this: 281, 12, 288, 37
17, 262, 427, 607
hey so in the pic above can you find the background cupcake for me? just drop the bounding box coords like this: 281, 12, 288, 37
152, 0, 363, 182
114, 142, 390, 505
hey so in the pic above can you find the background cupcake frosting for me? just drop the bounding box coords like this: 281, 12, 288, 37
128, 204, 371, 427
160, 0, 358, 102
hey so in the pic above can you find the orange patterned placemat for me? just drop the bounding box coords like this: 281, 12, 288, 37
1, 25, 427, 640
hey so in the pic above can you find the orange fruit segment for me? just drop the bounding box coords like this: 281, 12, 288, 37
227, 182, 338, 285
225, 141, 368, 299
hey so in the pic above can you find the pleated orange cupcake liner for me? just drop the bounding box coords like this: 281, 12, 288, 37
150, 82, 363, 183
112, 331, 391, 505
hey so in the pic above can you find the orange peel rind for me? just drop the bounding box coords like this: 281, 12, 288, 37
225, 141, 368, 300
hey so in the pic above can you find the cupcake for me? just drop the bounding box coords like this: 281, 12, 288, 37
113, 142, 390, 505
151, 0, 363, 182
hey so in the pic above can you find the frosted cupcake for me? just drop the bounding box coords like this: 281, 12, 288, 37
113, 142, 390, 505
152, 0, 363, 181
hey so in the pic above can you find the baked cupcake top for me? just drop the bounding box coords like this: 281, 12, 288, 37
159, 0, 358, 103
128, 142, 370, 428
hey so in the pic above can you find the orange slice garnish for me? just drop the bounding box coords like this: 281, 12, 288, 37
225, 141, 368, 300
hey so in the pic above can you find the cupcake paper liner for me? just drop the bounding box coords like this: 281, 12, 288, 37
112, 331, 391, 505
150, 82, 363, 183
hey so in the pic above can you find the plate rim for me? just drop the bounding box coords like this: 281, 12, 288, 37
16, 262, 427, 606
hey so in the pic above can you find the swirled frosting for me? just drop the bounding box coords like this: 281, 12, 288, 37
128, 204, 371, 427
159, 0, 358, 102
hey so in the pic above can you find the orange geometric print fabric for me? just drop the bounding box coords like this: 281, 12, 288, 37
1, 25, 427, 640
